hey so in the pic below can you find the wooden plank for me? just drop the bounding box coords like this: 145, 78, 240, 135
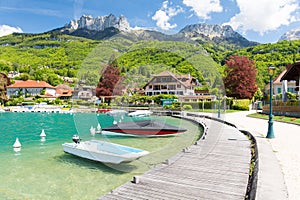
144, 173, 247, 194
99, 116, 251, 200
152, 168, 249, 184
122, 177, 244, 200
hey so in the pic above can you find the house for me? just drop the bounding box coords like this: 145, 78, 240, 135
72, 85, 96, 100
280, 61, 300, 103
143, 71, 215, 102
7, 71, 20, 78
144, 71, 197, 96
262, 61, 300, 117
265, 69, 297, 97
55, 84, 73, 100
6, 80, 56, 98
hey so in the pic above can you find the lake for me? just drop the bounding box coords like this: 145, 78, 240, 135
0, 112, 202, 200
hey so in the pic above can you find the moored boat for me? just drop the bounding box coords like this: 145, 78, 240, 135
97, 108, 111, 113
106, 109, 128, 116
62, 135, 149, 164
102, 120, 187, 136
128, 110, 153, 117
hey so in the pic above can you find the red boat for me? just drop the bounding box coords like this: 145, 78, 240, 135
97, 108, 111, 113
102, 120, 187, 136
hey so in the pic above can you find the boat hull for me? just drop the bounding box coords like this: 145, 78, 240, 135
62, 140, 149, 164
128, 110, 153, 117
103, 120, 187, 136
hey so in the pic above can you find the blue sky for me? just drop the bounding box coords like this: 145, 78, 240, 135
0, 0, 300, 43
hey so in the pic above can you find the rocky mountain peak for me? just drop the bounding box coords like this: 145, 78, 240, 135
51, 15, 256, 48
179, 23, 239, 39
64, 14, 130, 32
177, 23, 258, 47
279, 27, 300, 41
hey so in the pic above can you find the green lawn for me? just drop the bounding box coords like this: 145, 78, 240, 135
179, 109, 245, 114
248, 112, 300, 125
191, 109, 241, 113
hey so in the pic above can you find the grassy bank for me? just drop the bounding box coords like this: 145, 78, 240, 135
248, 112, 300, 125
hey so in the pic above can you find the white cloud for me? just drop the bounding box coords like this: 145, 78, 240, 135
0, 25, 23, 37
225, 0, 299, 35
152, 1, 184, 30
182, 0, 223, 19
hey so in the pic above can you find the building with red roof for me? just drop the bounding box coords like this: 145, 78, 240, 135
7, 80, 56, 98
55, 84, 73, 100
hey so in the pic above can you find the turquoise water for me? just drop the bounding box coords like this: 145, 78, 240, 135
0, 112, 202, 200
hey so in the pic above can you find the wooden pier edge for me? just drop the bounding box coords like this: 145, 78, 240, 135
98, 112, 257, 200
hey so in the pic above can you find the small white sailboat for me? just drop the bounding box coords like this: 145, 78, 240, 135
13, 138, 22, 152
90, 126, 96, 136
62, 135, 149, 164
96, 123, 102, 134
40, 129, 46, 142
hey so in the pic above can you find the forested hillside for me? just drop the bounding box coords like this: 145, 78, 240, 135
115, 40, 222, 88
1, 31, 300, 91
0, 33, 100, 86
220, 40, 300, 88
64, 37, 222, 88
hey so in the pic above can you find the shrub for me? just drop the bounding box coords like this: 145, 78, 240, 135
231, 99, 251, 110
172, 102, 181, 109
98, 103, 110, 109
232, 104, 249, 111
183, 105, 192, 110
163, 105, 171, 109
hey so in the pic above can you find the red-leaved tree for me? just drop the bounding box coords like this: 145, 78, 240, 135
223, 55, 258, 99
96, 63, 124, 104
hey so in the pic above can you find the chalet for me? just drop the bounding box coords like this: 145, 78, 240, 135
144, 71, 197, 96
55, 84, 73, 100
143, 71, 215, 102
6, 80, 56, 98
72, 85, 96, 100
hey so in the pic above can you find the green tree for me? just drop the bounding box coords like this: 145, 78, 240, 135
40, 88, 46, 95
253, 88, 263, 101
18, 73, 31, 81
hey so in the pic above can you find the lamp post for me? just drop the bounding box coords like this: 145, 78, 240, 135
266, 65, 275, 138
217, 93, 221, 118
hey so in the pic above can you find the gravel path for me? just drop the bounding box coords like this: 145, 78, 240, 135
224, 111, 299, 200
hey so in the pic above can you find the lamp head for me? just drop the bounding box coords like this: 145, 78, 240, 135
268, 65, 275, 76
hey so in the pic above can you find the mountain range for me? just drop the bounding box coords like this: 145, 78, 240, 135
51, 14, 259, 48
279, 27, 300, 41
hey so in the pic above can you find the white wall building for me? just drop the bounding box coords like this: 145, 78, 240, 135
6, 80, 56, 98
143, 71, 196, 96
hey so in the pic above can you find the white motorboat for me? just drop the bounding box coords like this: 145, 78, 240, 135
128, 110, 153, 117
62, 135, 149, 164
106, 109, 127, 116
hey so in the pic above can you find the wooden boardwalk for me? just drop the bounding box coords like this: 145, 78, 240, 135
99, 116, 251, 200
